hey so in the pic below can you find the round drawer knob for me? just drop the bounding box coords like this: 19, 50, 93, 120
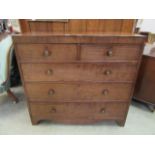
100, 108, 106, 113
102, 89, 109, 95
49, 107, 56, 113
104, 70, 112, 75
46, 69, 53, 75
48, 89, 55, 96
107, 50, 113, 56
43, 49, 51, 57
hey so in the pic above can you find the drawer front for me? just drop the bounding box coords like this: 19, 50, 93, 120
16, 44, 77, 62
81, 45, 141, 61
21, 63, 137, 82
30, 102, 127, 122
26, 83, 132, 102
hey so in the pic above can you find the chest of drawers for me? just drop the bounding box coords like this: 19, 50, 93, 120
13, 34, 146, 126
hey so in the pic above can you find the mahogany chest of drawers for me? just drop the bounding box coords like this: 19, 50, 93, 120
13, 33, 146, 126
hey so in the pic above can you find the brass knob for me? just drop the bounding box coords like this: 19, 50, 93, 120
100, 108, 105, 113
106, 50, 113, 56
46, 69, 53, 75
49, 107, 56, 113
43, 49, 51, 57
102, 89, 109, 95
104, 70, 112, 75
48, 89, 55, 96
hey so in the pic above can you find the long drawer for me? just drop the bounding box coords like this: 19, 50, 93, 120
26, 83, 132, 102
30, 102, 127, 123
16, 44, 141, 62
21, 63, 137, 82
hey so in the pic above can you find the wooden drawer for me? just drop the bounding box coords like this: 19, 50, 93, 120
22, 63, 137, 82
16, 44, 77, 62
81, 44, 141, 61
26, 83, 132, 102
30, 102, 127, 123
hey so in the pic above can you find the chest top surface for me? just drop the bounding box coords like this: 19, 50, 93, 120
13, 33, 147, 44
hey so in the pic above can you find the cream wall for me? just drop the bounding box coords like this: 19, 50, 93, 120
137, 19, 155, 33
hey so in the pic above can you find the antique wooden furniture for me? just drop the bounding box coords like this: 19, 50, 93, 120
0, 34, 18, 103
19, 19, 136, 34
134, 44, 155, 112
13, 33, 146, 126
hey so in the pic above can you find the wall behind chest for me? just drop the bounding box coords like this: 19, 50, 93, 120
19, 19, 136, 34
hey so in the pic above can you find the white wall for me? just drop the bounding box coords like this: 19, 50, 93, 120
137, 19, 155, 33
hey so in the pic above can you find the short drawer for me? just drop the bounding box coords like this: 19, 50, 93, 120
21, 63, 137, 82
16, 44, 77, 62
30, 102, 127, 122
81, 44, 141, 61
26, 83, 132, 102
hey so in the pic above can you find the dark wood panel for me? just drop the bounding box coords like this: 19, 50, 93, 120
29, 21, 66, 33
134, 56, 155, 105
19, 19, 30, 33
104, 20, 122, 33
121, 19, 135, 33
52, 22, 65, 33
19, 19, 136, 34
86, 19, 103, 33
29, 21, 48, 32
65, 19, 87, 33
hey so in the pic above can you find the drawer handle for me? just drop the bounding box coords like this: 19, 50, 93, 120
104, 70, 112, 75
43, 49, 51, 57
102, 89, 109, 95
106, 50, 113, 56
48, 89, 55, 96
46, 69, 53, 75
100, 108, 106, 113
49, 107, 56, 113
